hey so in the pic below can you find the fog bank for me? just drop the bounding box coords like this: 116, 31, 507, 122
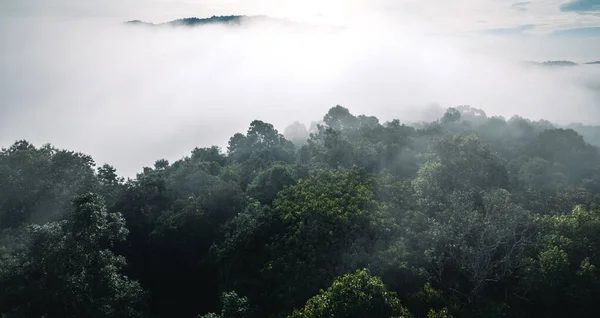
2, 15, 600, 176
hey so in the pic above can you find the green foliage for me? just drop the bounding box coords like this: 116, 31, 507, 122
284, 121, 310, 147
415, 189, 533, 303
0, 141, 98, 228
4, 105, 600, 318
246, 164, 297, 204
504, 204, 600, 317
323, 105, 358, 131
213, 203, 282, 311
263, 169, 398, 315
228, 120, 296, 188
0, 193, 145, 317
192, 146, 227, 166
441, 108, 461, 125
428, 308, 453, 318
112, 146, 246, 317
288, 269, 412, 318
413, 134, 509, 215
199, 291, 252, 318
303, 108, 417, 176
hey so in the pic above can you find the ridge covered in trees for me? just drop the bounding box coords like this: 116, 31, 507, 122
3, 105, 600, 317
522, 60, 600, 67
126, 15, 248, 27
124, 15, 309, 29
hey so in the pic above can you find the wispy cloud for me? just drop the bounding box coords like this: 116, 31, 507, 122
552, 26, 600, 36
512, 1, 530, 11
484, 24, 535, 35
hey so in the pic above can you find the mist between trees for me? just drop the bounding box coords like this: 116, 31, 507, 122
3, 105, 600, 317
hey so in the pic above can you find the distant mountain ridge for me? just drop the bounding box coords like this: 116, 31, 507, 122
125, 15, 315, 28
540, 60, 578, 66
523, 60, 600, 67
127, 15, 248, 27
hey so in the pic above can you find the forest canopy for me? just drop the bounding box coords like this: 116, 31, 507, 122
3, 105, 600, 317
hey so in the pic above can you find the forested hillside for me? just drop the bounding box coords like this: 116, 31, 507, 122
3, 105, 600, 318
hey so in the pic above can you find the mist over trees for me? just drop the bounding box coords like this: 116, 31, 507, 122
3, 105, 600, 317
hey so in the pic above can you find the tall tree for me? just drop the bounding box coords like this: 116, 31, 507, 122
0, 193, 146, 317
288, 269, 412, 318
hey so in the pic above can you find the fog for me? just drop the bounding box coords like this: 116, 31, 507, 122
2, 9, 600, 176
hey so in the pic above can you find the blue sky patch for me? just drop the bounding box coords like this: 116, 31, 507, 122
560, 0, 600, 12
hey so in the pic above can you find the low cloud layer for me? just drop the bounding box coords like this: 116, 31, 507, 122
2, 11, 600, 176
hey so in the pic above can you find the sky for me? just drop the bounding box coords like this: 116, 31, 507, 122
3, 0, 600, 35
1, 0, 600, 176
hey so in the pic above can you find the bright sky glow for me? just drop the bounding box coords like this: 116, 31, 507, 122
3, 0, 600, 35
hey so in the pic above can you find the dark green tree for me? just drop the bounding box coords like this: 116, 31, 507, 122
288, 269, 412, 318
0, 193, 146, 317
0, 141, 98, 228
